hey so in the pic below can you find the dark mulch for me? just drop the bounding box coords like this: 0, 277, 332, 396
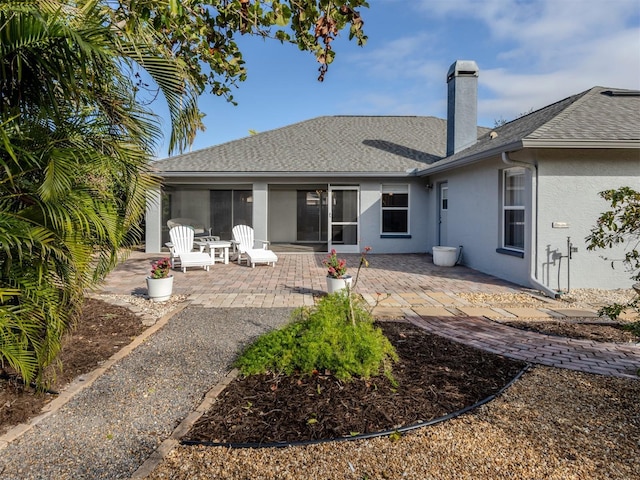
183, 321, 527, 445
2, 299, 637, 443
502, 320, 639, 343
0, 298, 146, 435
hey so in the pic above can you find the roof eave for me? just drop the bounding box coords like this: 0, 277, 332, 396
416, 138, 640, 177
416, 141, 525, 176
157, 171, 418, 179
521, 139, 640, 149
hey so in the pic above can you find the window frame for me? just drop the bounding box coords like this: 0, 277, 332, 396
501, 168, 526, 252
380, 184, 410, 236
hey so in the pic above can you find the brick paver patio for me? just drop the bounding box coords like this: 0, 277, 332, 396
98, 251, 640, 379
100, 251, 522, 302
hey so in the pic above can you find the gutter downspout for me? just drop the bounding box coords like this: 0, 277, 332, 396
501, 152, 559, 299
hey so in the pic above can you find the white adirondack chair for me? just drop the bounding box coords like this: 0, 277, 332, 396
231, 225, 278, 267
167, 226, 213, 273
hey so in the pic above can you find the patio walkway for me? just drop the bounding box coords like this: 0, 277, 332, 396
99, 251, 640, 379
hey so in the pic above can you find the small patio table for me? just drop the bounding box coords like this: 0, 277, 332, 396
194, 239, 232, 264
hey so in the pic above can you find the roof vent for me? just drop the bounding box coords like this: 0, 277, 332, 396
601, 90, 640, 97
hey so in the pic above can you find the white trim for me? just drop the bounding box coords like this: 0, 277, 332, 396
328, 185, 360, 254
380, 183, 410, 235
501, 167, 526, 251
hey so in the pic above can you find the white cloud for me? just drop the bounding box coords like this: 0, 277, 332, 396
347, 31, 441, 82
408, 0, 640, 123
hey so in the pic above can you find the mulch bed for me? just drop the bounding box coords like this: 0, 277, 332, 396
502, 320, 639, 343
2, 299, 637, 444
0, 298, 146, 435
183, 321, 527, 445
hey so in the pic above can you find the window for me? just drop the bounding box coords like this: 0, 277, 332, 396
440, 184, 448, 211
381, 184, 409, 234
502, 168, 525, 250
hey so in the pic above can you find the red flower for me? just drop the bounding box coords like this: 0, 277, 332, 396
150, 257, 172, 279
323, 250, 348, 278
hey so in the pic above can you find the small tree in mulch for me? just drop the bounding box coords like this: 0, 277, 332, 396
235, 249, 398, 382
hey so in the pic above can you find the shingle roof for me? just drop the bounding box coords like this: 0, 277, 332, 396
155, 86, 639, 177
529, 87, 640, 142
433, 86, 640, 169
153, 116, 458, 174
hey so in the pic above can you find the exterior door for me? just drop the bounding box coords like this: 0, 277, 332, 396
328, 186, 359, 253
438, 182, 448, 246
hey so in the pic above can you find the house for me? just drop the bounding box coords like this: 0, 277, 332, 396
146, 60, 640, 294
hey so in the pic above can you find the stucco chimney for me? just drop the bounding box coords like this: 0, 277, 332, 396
446, 60, 479, 156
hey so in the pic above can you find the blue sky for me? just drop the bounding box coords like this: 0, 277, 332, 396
154, 0, 640, 158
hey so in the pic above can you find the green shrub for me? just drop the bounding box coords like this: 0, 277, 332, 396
235, 292, 398, 381
621, 321, 640, 337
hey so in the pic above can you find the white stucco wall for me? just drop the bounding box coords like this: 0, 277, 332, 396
145, 187, 163, 253
426, 158, 531, 287
358, 179, 430, 254
253, 182, 269, 242
432, 158, 531, 285
426, 149, 640, 291
535, 150, 640, 290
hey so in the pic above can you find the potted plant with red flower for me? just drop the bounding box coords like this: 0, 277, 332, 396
146, 257, 173, 302
323, 249, 352, 293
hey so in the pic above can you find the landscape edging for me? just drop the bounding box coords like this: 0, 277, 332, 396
177, 365, 532, 449
0, 300, 190, 451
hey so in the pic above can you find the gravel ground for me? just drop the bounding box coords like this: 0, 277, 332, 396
559, 287, 638, 309
143, 288, 639, 480
1, 288, 637, 479
458, 287, 638, 310
0, 307, 293, 480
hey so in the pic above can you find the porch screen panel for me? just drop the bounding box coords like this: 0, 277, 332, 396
161, 191, 172, 245
332, 224, 358, 245
330, 189, 358, 246
332, 190, 358, 223
233, 190, 253, 227
210, 190, 253, 240
210, 191, 232, 240
297, 190, 327, 241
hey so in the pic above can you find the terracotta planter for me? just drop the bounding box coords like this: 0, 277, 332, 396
146, 276, 174, 302
326, 275, 352, 294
